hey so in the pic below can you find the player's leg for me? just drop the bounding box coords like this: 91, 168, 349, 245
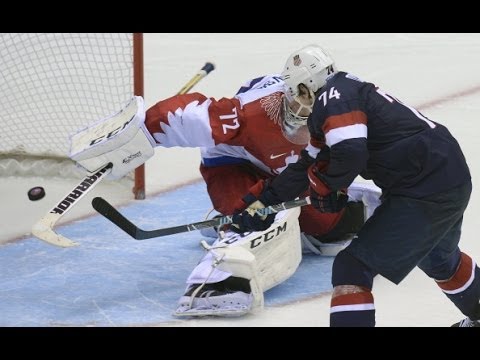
420, 245, 480, 327
199, 162, 270, 215
330, 250, 376, 326
417, 182, 479, 327
331, 191, 462, 326
197, 162, 269, 237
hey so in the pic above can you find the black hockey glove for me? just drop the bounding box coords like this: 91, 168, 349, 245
230, 187, 279, 234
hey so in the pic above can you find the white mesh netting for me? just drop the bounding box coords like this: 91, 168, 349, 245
0, 33, 135, 177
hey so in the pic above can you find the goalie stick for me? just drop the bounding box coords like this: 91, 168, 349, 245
31, 164, 113, 247
92, 196, 312, 240
31, 62, 216, 247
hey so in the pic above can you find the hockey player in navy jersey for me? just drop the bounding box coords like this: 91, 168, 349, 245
232, 44, 480, 327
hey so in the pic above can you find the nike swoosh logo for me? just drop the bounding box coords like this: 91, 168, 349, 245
270, 153, 287, 159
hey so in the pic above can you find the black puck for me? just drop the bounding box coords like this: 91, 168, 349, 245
28, 186, 46, 201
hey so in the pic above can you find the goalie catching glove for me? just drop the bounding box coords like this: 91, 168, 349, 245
69, 96, 156, 180
307, 161, 348, 213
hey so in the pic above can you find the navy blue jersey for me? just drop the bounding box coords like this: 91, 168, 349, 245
269, 71, 471, 200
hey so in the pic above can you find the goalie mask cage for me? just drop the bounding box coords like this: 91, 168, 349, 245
0, 33, 146, 199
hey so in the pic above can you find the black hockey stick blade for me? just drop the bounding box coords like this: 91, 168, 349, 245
92, 196, 311, 240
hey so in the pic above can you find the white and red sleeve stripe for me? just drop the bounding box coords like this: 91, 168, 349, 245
323, 111, 368, 147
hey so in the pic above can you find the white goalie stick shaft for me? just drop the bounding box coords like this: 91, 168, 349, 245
92, 196, 312, 240
30, 62, 216, 247
31, 164, 113, 247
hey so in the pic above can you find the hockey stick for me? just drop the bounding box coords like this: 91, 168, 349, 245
31, 164, 113, 247
178, 62, 215, 94
31, 62, 216, 248
92, 196, 311, 240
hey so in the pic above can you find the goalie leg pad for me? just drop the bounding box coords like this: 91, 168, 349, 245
174, 207, 302, 317
174, 246, 261, 318
346, 182, 382, 220
187, 207, 302, 290
70, 96, 156, 180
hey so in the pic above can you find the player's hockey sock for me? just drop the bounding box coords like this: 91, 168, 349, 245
330, 251, 376, 327
436, 253, 480, 320
330, 290, 375, 327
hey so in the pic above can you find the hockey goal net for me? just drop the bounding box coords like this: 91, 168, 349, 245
0, 33, 145, 199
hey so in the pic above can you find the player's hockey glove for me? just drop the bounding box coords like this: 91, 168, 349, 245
308, 161, 348, 213
230, 180, 279, 234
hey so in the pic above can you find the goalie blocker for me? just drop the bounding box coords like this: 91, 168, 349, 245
70, 96, 156, 180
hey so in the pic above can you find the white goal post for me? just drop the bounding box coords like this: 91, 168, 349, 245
0, 33, 146, 199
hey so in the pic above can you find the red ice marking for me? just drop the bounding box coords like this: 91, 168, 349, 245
417, 84, 480, 110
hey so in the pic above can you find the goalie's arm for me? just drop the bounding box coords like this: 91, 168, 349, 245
144, 93, 247, 148
70, 93, 247, 180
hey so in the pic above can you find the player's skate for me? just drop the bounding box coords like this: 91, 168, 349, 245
451, 317, 480, 327
174, 279, 253, 317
